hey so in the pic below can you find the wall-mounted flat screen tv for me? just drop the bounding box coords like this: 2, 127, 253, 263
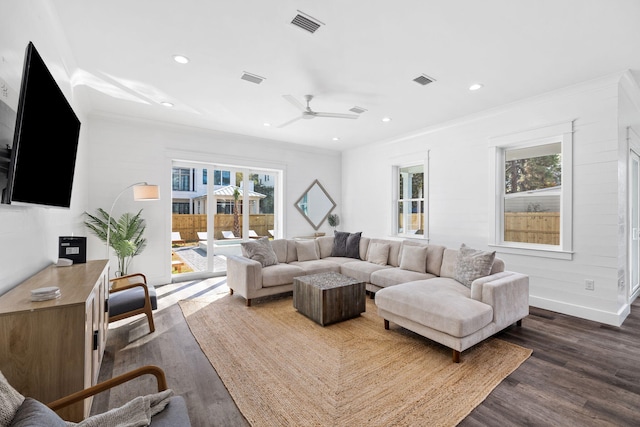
1, 41, 81, 208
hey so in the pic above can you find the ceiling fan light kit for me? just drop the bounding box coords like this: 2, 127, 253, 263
278, 94, 359, 128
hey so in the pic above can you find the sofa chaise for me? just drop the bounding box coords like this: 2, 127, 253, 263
226, 233, 529, 361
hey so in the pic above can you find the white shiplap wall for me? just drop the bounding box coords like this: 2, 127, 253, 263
342, 73, 632, 325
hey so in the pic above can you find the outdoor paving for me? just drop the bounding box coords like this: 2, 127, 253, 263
173, 246, 228, 273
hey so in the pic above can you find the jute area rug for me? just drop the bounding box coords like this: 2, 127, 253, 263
180, 294, 531, 427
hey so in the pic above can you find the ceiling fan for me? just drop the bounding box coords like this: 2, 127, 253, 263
278, 94, 358, 128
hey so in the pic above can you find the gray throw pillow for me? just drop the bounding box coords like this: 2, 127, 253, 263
9, 398, 67, 427
454, 243, 496, 288
241, 237, 279, 267
346, 232, 362, 259
330, 231, 350, 257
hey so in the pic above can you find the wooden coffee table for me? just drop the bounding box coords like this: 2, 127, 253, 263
293, 272, 366, 326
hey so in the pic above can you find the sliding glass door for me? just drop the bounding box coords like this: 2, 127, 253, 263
171, 160, 281, 278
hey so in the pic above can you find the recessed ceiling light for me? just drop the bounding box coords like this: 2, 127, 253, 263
160, 101, 174, 107
332, 137, 340, 141
469, 83, 484, 91
172, 54, 190, 64
263, 122, 271, 127
382, 117, 392, 122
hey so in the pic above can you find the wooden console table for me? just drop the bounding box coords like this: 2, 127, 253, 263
0, 260, 109, 421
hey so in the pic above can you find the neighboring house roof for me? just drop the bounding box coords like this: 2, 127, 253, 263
504, 185, 561, 198
213, 185, 266, 199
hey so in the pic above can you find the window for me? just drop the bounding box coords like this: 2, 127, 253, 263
172, 168, 191, 191
172, 202, 190, 214
214, 170, 231, 186
202, 169, 207, 185
395, 163, 425, 237
490, 122, 573, 258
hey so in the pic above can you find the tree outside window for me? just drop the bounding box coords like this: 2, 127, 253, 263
503, 142, 562, 245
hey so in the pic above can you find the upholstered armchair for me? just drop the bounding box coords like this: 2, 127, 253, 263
109, 273, 157, 333
1, 365, 191, 426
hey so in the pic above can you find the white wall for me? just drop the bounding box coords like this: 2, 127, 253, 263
86, 114, 341, 284
0, 0, 90, 295
342, 73, 633, 325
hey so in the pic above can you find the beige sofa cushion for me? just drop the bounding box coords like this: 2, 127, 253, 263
367, 238, 402, 267
317, 236, 334, 258
399, 245, 428, 273
370, 268, 435, 288
270, 239, 288, 263
367, 242, 390, 265
295, 240, 319, 261
375, 279, 493, 338
286, 239, 299, 263
340, 260, 392, 284
290, 259, 340, 275
262, 263, 305, 288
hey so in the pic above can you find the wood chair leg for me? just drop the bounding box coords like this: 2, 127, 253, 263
453, 350, 461, 363
145, 305, 155, 333
229, 288, 234, 295
384, 319, 390, 330
516, 319, 522, 327
246, 298, 251, 307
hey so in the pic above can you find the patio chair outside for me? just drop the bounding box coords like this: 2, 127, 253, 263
222, 231, 238, 239
171, 232, 185, 245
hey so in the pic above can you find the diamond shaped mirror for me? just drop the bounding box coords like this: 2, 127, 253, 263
295, 180, 336, 230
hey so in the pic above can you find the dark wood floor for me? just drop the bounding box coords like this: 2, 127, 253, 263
93, 278, 640, 426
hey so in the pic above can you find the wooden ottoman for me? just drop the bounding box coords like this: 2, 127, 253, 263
293, 272, 365, 326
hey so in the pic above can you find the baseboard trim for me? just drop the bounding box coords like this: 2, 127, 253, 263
529, 296, 630, 327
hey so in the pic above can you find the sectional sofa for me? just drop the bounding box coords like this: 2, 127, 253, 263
226, 233, 529, 362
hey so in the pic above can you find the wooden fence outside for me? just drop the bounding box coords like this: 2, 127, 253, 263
172, 214, 274, 242
504, 212, 560, 245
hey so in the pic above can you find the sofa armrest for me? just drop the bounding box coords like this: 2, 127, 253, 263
470, 271, 529, 328
226, 254, 263, 293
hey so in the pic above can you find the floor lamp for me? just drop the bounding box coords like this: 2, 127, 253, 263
105, 182, 160, 261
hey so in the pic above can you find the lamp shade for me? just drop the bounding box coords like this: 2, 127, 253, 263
132, 184, 160, 201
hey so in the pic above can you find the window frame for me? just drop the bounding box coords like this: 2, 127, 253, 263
392, 156, 429, 239
489, 121, 573, 259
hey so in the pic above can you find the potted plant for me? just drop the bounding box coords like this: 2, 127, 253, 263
327, 213, 340, 231
84, 208, 148, 276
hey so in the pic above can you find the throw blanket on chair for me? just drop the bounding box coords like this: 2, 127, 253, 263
66, 389, 174, 427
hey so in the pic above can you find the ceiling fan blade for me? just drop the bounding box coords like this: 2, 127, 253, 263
313, 112, 359, 119
282, 95, 306, 112
277, 116, 303, 128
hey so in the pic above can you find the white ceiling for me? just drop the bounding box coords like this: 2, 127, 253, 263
50, 0, 640, 151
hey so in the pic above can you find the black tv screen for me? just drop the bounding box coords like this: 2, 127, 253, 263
1, 41, 81, 208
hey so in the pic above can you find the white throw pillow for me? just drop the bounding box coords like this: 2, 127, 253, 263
367, 242, 390, 266
399, 245, 428, 273
296, 240, 319, 262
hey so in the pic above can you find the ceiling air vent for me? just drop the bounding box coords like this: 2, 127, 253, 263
349, 106, 367, 114
413, 74, 436, 86
241, 72, 265, 84
291, 11, 324, 33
